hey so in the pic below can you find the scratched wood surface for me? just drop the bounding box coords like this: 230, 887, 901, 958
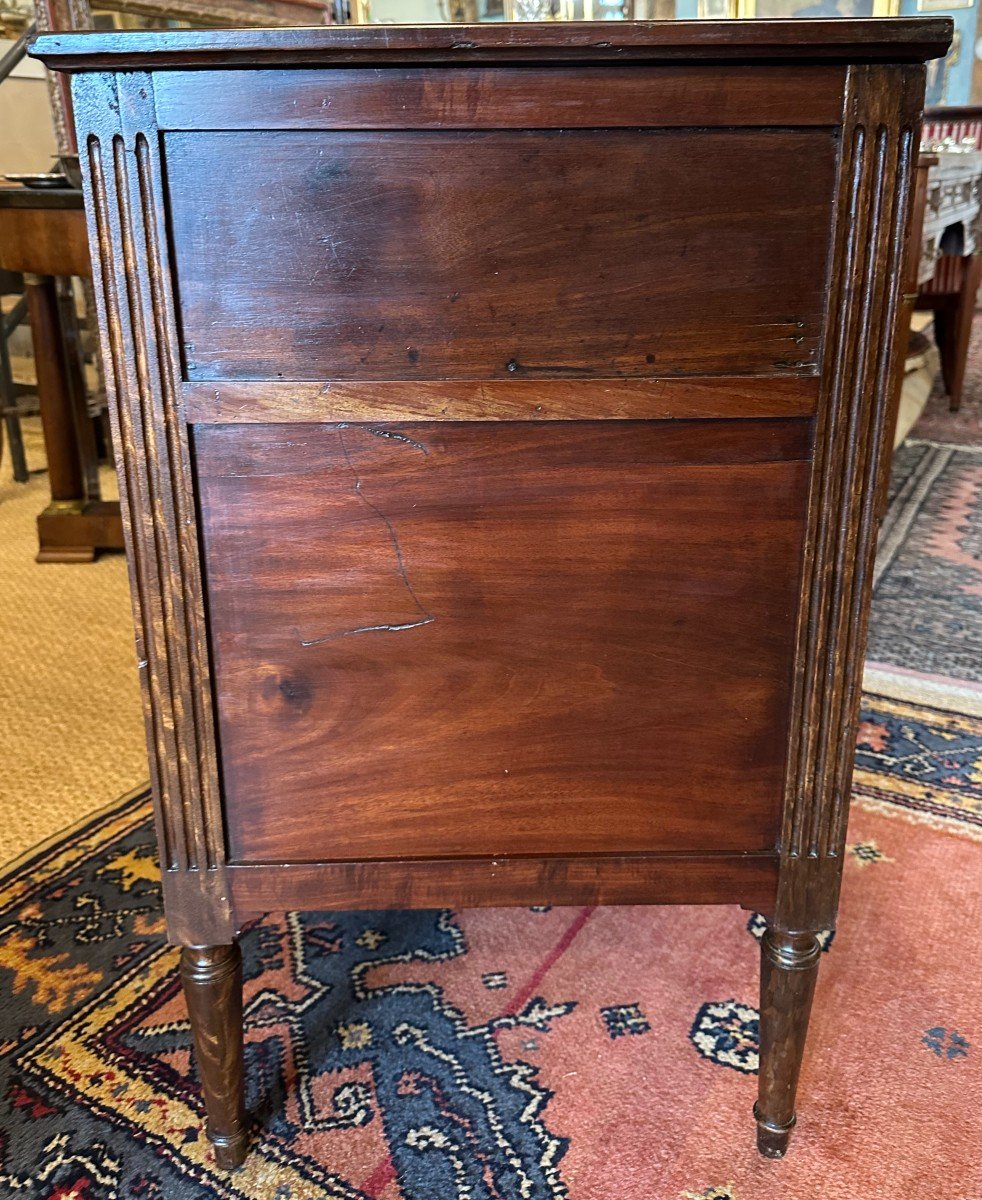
166, 127, 836, 382
195, 420, 811, 864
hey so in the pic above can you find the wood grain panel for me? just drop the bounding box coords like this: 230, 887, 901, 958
0, 204, 90, 277
183, 375, 820, 423
153, 65, 846, 131
228, 854, 779, 915
195, 420, 811, 865
166, 129, 836, 381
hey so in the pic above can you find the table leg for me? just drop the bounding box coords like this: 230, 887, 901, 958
56, 276, 101, 501
946, 253, 982, 412
180, 943, 250, 1170
0, 303, 29, 484
24, 272, 123, 562
754, 928, 821, 1158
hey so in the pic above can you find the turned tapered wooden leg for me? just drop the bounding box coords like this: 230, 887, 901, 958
754, 928, 821, 1159
180, 943, 249, 1170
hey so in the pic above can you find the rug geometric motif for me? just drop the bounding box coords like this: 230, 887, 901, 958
1, 793, 578, 1199
2, 699, 980, 1200
854, 694, 982, 840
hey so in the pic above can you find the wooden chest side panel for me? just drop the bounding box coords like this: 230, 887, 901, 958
166, 128, 837, 381
194, 419, 811, 864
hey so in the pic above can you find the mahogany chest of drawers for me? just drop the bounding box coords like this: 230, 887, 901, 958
34, 17, 950, 1171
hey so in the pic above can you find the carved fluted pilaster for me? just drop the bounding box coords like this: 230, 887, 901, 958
776, 64, 925, 933
73, 71, 230, 943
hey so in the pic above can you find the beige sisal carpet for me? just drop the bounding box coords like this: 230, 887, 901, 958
0, 417, 146, 865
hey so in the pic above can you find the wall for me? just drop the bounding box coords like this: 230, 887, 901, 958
673, 2, 979, 108
0, 39, 58, 175
900, 0, 978, 107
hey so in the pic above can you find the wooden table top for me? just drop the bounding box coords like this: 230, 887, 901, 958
0, 184, 83, 210
0, 187, 89, 278
31, 18, 952, 70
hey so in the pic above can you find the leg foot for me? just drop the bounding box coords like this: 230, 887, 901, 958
753, 1104, 796, 1158
755, 929, 821, 1159
180, 943, 249, 1170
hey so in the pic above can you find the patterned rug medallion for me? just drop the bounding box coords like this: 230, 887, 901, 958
1, 702, 979, 1200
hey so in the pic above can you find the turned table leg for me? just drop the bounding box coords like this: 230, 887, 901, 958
754, 928, 821, 1158
180, 943, 249, 1170
25, 274, 86, 497
946, 253, 982, 412
22, 272, 124, 561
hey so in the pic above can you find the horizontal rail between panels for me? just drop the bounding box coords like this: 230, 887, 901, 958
182, 376, 820, 424
226, 852, 780, 914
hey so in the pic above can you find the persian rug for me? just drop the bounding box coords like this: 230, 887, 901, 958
1, 702, 979, 1200
866, 439, 982, 714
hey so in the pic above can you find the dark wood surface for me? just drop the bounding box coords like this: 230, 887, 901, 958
922, 253, 982, 411
913, 146, 982, 414
31, 19, 953, 69
153, 64, 847, 130
227, 854, 780, 916
755, 930, 822, 1158
0, 189, 83, 209
183, 375, 819, 424
36, 21, 947, 1167
179, 945, 249, 1171
168, 127, 834, 382
196, 419, 810, 864
24, 276, 85, 503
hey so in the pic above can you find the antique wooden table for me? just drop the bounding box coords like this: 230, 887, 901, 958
0, 185, 123, 560
914, 145, 982, 411
34, 18, 950, 1171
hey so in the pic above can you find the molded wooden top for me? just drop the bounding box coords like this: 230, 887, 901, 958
0, 185, 83, 210
31, 18, 952, 71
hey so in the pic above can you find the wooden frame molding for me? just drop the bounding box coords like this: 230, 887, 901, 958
151, 65, 847, 130
182, 376, 819, 424
33, 19, 952, 70
227, 854, 780, 915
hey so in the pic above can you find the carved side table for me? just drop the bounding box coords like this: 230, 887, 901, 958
0, 184, 124, 560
